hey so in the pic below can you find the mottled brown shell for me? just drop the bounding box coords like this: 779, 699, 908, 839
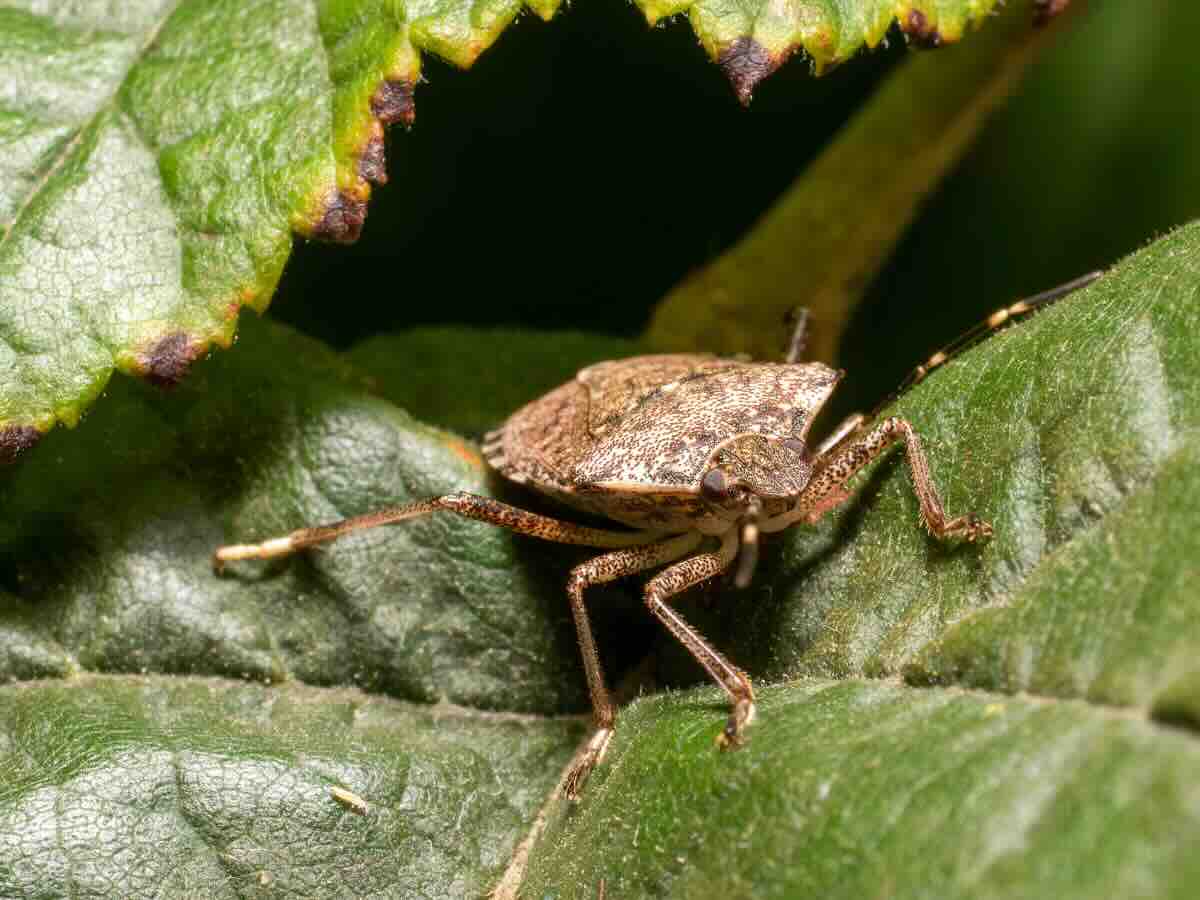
482, 354, 842, 530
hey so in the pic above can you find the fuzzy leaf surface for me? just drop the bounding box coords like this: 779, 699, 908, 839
524, 223, 1200, 894
523, 680, 1200, 898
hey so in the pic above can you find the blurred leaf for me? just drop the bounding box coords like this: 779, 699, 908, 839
524, 223, 1200, 894
347, 327, 637, 437
838, 1, 1200, 415
0, 0, 554, 452
0, 675, 582, 898
643, 0, 1072, 363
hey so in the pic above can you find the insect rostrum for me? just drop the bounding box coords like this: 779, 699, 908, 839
214, 282, 1098, 797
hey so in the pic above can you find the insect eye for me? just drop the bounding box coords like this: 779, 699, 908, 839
701, 468, 729, 500
782, 438, 806, 454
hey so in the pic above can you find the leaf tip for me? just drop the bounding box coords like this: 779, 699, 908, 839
136, 332, 206, 389
0, 424, 43, 465
718, 38, 786, 106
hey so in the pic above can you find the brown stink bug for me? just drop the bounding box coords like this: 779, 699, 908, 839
215, 271, 1102, 797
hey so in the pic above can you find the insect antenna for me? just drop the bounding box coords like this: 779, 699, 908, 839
784, 307, 810, 364
733, 496, 763, 589
865, 269, 1105, 422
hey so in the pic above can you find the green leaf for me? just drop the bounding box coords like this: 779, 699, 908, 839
347, 327, 638, 438
0, 0, 554, 452
0, 315, 637, 716
0, 675, 583, 898
522, 223, 1200, 894
521, 680, 1200, 898
636, 0, 1022, 104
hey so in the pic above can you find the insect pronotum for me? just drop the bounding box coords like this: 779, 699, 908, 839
215, 271, 1102, 797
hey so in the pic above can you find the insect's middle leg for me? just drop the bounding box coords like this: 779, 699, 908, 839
799, 416, 993, 540
641, 531, 755, 750
563, 532, 703, 797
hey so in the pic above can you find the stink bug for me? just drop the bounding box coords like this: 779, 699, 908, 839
215, 271, 1102, 796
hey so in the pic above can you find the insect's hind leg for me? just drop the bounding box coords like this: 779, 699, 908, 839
562, 532, 704, 797
213, 491, 659, 570
641, 531, 755, 749
800, 416, 993, 540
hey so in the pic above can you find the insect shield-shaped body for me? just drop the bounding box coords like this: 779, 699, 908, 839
484, 355, 838, 537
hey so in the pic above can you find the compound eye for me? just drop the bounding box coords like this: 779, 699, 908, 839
701, 468, 729, 501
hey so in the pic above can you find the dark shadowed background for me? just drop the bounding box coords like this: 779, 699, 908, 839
271, 1, 1199, 416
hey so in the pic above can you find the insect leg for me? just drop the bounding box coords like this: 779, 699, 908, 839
213, 492, 658, 569
800, 416, 993, 540
563, 532, 704, 797
641, 531, 756, 750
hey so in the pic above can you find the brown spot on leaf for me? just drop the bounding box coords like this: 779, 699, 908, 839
901, 10, 943, 48
1033, 0, 1072, 25
312, 191, 368, 243
358, 134, 388, 186
370, 80, 416, 128
140, 332, 204, 388
0, 424, 41, 465
718, 38, 784, 107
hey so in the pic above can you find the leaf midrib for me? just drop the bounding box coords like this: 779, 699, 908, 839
0, 2, 183, 250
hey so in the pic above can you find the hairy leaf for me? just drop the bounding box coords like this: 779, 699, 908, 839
521, 223, 1200, 893
521, 680, 1200, 898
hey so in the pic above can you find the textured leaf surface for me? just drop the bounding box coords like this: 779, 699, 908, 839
0, 675, 582, 898
0, 0, 556, 451
523, 680, 1200, 898
0, 316, 635, 716
637, 0, 1012, 103
523, 223, 1200, 894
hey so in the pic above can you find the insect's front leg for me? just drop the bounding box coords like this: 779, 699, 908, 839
641, 531, 756, 750
799, 416, 993, 541
561, 533, 703, 798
